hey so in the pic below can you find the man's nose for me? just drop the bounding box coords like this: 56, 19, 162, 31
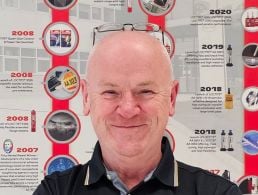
116, 92, 141, 119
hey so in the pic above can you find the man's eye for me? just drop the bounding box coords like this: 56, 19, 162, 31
101, 90, 119, 99
140, 89, 155, 94
137, 90, 156, 99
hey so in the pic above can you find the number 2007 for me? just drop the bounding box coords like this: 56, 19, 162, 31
17, 148, 38, 153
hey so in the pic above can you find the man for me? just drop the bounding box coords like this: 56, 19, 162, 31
33, 31, 241, 195
3, 139, 13, 154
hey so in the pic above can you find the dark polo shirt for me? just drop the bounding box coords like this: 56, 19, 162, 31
33, 138, 241, 195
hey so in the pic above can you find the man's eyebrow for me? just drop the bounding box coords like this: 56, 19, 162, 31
98, 81, 119, 87
137, 81, 157, 87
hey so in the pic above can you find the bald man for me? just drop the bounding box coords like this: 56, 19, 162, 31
33, 31, 241, 195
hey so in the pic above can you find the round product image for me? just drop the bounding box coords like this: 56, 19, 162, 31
139, 0, 176, 16
44, 110, 80, 144
44, 66, 80, 100
241, 7, 258, 32
44, 0, 77, 10
242, 130, 258, 155
242, 43, 258, 67
241, 87, 258, 112
42, 22, 79, 56
44, 155, 78, 175
238, 175, 258, 194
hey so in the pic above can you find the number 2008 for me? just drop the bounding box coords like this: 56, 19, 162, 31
12, 31, 34, 36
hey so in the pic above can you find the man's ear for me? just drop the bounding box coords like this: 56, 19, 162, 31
169, 80, 179, 116
81, 79, 90, 116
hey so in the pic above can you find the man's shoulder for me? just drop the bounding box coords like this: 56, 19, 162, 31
33, 163, 89, 195
177, 160, 232, 183
177, 161, 241, 194
44, 163, 88, 182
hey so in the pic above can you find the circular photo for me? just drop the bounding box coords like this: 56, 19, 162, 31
42, 22, 79, 56
44, 0, 77, 10
44, 155, 78, 175
242, 43, 258, 67
241, 87, 258, 112
242, 130, 258, 155
238, 175, 258, 194
149, 31, 175, 58
44, 110, 80, 144
3, 139, 13, 154
139, 0, 176, 16
44, 66, 80, 100
241, 7, 258, 32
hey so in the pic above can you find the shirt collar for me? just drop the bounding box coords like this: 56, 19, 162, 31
84, 142, 106, 186
84, 137, 179, 188
152, 137, 179, 187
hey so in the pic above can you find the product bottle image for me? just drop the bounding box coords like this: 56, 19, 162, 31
227, 130, 234, 151
246, 12, 250, 27
220, 130, 226, 151
226, 44, 233, 67
225, 88, 233, 109
127, 0, 132, 12
31, 110, 36, 132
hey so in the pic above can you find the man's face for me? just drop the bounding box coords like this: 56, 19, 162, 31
4, 141, 12, 152
83, 32, 178, 157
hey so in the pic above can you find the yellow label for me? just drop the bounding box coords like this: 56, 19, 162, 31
225, 94, 233, 109
62, 71, 78, 93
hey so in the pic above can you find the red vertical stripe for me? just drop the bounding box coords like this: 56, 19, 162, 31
244, 0, 258, 175
52, 9, 69, 22
51, 9, 70, 156
148, 16, 166, 30
52, 144, 69, 155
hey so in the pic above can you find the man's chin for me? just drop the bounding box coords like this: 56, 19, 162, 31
113, 140, 145, 156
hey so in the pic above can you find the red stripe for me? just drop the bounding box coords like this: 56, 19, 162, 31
148, 16, 166, 30
52, 143, 69, 155
52, 99, 69, 110
51, 9, 70, 156
52, 55, 69, 67
244, 0, 258, 175
52, 9, 69, 22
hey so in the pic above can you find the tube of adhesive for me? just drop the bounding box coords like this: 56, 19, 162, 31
220, 130, 226, 151
31, 110, 36, 132
227, 130, 234, 151
128, 0, 132, 13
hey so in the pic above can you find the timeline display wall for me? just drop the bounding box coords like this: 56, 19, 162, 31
0, 0, 258, 194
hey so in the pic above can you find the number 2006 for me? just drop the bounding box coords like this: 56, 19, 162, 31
17, 148, 38, 153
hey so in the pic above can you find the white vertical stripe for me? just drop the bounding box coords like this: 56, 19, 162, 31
174, 160, 179, 187
84, 166, 90, 186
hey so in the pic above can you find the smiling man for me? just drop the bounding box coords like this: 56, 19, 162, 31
33, 30, 241, 195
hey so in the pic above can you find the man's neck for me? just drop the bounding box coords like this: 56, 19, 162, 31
102, 146, 162, 190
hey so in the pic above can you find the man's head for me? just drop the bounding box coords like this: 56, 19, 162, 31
3, 139, 13, 153
82, 31, 178, 158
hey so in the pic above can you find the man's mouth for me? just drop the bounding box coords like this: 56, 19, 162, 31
111, 124, 146, 128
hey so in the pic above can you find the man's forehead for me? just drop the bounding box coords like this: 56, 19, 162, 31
95, 80, 158, 88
